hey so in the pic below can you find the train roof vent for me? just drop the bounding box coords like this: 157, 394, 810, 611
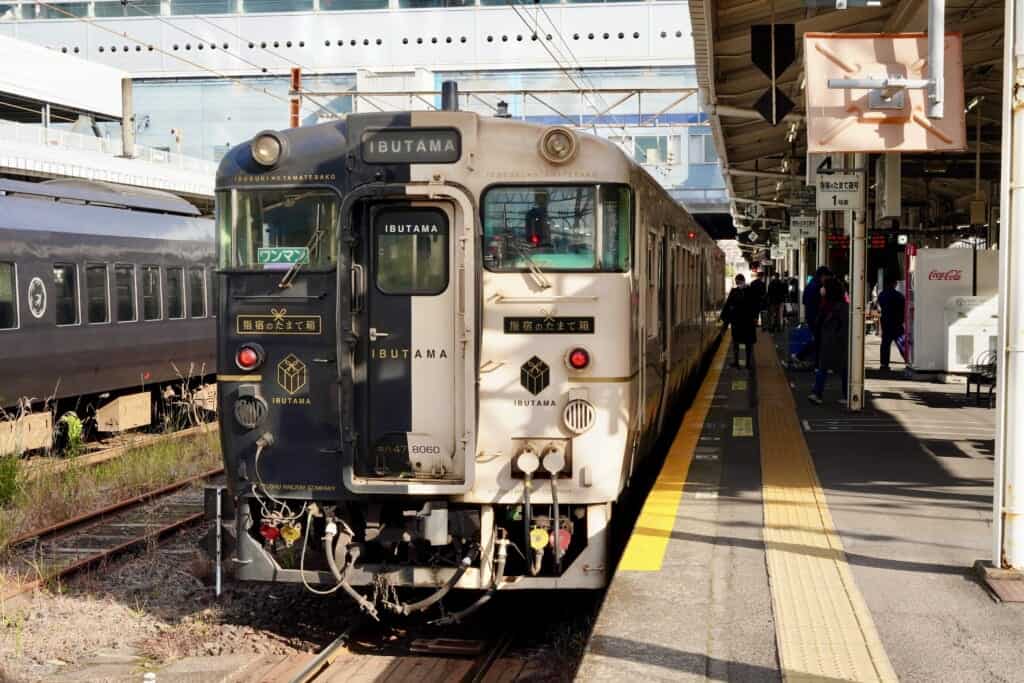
563, 398, 596, 435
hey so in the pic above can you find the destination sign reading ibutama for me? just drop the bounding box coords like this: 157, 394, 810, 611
362, 128, 461, 164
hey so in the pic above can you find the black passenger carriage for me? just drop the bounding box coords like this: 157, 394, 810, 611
0, 178, 215, 413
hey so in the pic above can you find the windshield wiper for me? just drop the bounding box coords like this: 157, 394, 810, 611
507, 238, 552, 290
278, 227, 324, 289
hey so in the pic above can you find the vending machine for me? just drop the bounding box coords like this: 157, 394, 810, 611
905, 247, 998, 373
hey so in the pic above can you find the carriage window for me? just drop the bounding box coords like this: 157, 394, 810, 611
0, 262, 16, 330
218, 189, 340, 270
142, 266, 161, 320
189, 267, 206, 318
483, 185, 631, 272
86, 264, 109, 324
167, 267, 185, 319
53, 264, 79, 326
115, 264, 136, 322
374, 208, 449, 295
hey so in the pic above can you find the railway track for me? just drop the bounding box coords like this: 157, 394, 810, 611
228, 616, 533, 682
0, 467, 223, 603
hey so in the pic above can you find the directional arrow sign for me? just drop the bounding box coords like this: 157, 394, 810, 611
750, 24, 796, 80
754, 87, 795, 126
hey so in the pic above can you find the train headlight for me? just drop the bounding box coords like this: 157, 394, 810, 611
251, 132, 282, 167
538, 126, 578, 164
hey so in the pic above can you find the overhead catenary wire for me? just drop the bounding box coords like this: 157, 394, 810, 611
35, 0, 291, 108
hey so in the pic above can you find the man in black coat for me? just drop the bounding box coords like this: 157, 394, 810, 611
877, 277, 906, 371
720, 274, 758, 369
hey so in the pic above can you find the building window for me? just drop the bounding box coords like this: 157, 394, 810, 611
399, 0, 472, 6
53, 264, 79, 326
689, 133, 718, 164
142, 266, 161, 320
243, 0, 314, 11
0, 5, 18, 20
189, 267, 207, 318
634, 136, 673, 165
32, 2, 90, 19
0, 262, 16, 330
86, 264, 110, 324
94, 0, 161, 16
115, 264, 137, 322
167, 267, 185, 319
171, 0, 234, 14
320, 0, 388, 10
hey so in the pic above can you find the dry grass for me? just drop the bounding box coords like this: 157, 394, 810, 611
0, 429, 220, 551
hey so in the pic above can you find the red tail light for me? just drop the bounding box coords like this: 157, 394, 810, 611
568, 348, 591, 370
236, 344, 263, 371
530, 234, 540, 246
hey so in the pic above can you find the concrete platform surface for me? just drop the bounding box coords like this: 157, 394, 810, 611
579, 331, 1024, 683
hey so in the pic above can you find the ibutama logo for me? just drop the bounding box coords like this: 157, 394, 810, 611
928, 269, 963, 281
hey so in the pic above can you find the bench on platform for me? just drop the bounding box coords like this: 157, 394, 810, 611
966, 350, 997, 407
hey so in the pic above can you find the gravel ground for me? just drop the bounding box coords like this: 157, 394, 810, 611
0, 524, 356, 682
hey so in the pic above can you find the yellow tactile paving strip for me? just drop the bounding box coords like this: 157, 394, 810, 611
755, 338, 897, 682
618, 331, 730, 571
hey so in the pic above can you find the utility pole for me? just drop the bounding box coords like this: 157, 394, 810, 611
848, 152, 868, 411
994, 0, 1024, 571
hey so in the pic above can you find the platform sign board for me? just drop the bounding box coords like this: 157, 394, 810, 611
790, 184, 816, 212
790, 214, 817, 239
803, 33, 966, 153
770, 246, 782, 259
816, 173, 863, 211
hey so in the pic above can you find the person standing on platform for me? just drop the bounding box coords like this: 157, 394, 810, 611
748, 271, 768, 328
767, 273, 787, 332
792, 266, 832, 365
877, 276, 906, 371
809, 278, 849, 405
720, 274, 758, 369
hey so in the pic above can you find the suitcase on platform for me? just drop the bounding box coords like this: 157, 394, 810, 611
788, 325, 812, 357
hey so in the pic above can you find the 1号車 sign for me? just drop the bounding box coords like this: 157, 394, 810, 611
816, 173, 863, 211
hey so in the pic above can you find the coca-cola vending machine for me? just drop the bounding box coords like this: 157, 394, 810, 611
905, 247, 998, 372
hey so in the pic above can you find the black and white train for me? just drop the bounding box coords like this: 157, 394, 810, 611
208, 105, 724, 618
0, 178, 216, 442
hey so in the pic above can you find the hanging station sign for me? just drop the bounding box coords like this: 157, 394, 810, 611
816, 172, 863, 211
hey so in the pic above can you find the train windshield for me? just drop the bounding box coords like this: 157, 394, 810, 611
217, 189, 340, 270
482, 184, 631, 272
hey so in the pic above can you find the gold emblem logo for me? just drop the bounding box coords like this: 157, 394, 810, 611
276, 354, 307, 395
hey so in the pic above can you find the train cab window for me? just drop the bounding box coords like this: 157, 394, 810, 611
53, 264, 79, 326
0, 262, 16, 330
188, 267, 206, 318
85, 264, 110, 324
483, 185, 631, 272
142, 266, 161, 321
216, 189, 340, 270
208, 267, 217, 317
374, 208, 449, 295
167, 267, 185, 319
115, 264, 136, 322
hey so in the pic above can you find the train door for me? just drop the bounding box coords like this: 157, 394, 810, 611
350, 201, 460, 487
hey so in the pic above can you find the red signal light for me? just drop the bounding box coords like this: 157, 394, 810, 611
568, 348, 590, 370
236, 345, 262, 371
530, 234, 540, 246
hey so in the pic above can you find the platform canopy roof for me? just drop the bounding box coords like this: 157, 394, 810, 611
0, 33, 126, 123
689, 0, 1004, 239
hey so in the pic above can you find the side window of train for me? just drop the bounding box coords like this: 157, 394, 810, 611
85, 263, 110, 324
115, 264, 137, 322
208, 267, 217, 318
0, 261, 17, 330
166, 267, 185, 320
53, 263, 79, 326
142, 266, 162, 321
646, 232, 660, 339
188, 267, 206, 319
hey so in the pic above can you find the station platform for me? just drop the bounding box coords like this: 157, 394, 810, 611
578, 330, 1023, 682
